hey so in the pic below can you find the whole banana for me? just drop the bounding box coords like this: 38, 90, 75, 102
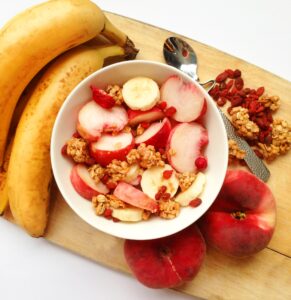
7, 43, 126, 237
0, 0, 138, 166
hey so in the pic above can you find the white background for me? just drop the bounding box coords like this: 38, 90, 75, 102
0, 1, 290, 300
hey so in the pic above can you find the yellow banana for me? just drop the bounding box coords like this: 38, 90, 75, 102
0, 0, 138, 166
7, 43, 126, 237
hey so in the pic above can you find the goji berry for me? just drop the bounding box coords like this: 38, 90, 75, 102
157, 101, 167, 110
189, 198, 202, 208
164, 106, 177, 117
163, 169, 173, 179
106, 181, 117, 190
195, 156, 208, 170
225, 69, 235, 78
217, 97, 227, 107
161, 193, 171, 201
225, 79, 234, 90
233, 69, 241, 78
219, 81, 226, 90
72, 131, 81, 138
61, 144, 67, 156
235, 77, 244, 90
216, 71, 228, 83
101, 174, 109, 184
256, 87, 265, 97
104, 208, 113, 218
254, 149, 264, 159
159, 185, 167, 194
155, 192, 162, 200
141, 122, 150, 129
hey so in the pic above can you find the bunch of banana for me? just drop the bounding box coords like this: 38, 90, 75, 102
0, 0, 138, 167
0, 0, 139, 236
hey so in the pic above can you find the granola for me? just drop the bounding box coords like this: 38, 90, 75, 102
105, 84, 124, 105
88, 164, 105, 184
126, 143, 165, 169
258, 94, 280, 111
255, 119, 291, 161
228, 139, 246, 160
66, 137, 91, 163
106, 159, 130, 183
158, 200, 180, 219
229, 106, 259, 140
176, 172, 196, 191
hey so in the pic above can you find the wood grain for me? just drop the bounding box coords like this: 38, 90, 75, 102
3, 12, 291, 299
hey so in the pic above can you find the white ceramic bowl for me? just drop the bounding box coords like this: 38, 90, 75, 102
51, 60, 228, 240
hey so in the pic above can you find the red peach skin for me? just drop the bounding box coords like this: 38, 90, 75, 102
124, 225, 206, 288
198, 169, 276, 257
70, 164, 109, 199
127, 107, 164, 126
90, 132, 134, 166
160, 75, 207, 122
135, 118, 171, 149
77, 101, 128, 142
114, 182, 158, 213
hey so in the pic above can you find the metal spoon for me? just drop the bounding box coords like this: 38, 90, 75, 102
163, 36, 215, 90
163, 36, 270, 182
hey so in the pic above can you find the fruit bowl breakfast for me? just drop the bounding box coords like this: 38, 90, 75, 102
51, 60, 228, 240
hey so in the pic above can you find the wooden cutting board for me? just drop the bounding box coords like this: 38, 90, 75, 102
4, 12, 291, 299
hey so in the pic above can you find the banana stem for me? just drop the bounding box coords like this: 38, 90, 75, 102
101, 17, 139, 59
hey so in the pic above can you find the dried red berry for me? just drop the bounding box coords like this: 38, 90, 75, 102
104, 208, 113, 218
216, 71, 228, 83
189, 198, 202, 208
106, 181, 117, 190
225, 79, 234, 90
91, 85, 115, 109
155, 192, 162, 200
141, 122, 150, 129
158, 148, 165, 155
233, 69, 241, 78
195, 156, 208, 170
161, 193, 171, 201
164, 106, 177, 117
159, 185, 167, 194
61, 144, 67, 156
217, 97, 227, 107
101, 174, 109, 184
72, 131, 81, 138
219, 81, 226, 90
157, 101, 167, 110
235, 77, 244, 90
112, 217, 120, 223
163, 170, 173, 179
254, 149, 264, 159
225, 69, 235, 78
256, 87, 265, 97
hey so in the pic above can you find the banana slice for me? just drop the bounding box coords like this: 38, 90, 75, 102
122, 77, 160, 111
141, 164, 179, 199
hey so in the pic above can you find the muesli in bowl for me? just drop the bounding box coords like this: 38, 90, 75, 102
51, 61, 228, 240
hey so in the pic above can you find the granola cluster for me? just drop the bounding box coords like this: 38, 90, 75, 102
255, 119, 291, 162
258, 94, 280, 111
88, 164, 105, 184
229, 107, 260, 140
66, 137, 91, 164
92, 194, 126, 215
158, 200, 180, 219
228, 139, 246, 160
176, 172, 196, 191
126, 143, 165, 169
106, 159, 130, 183
105, 84, 123, 105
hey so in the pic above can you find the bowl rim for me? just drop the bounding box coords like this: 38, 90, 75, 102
51, 59, 228, 240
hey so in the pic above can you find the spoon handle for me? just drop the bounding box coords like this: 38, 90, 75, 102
199, 79, 216, 92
